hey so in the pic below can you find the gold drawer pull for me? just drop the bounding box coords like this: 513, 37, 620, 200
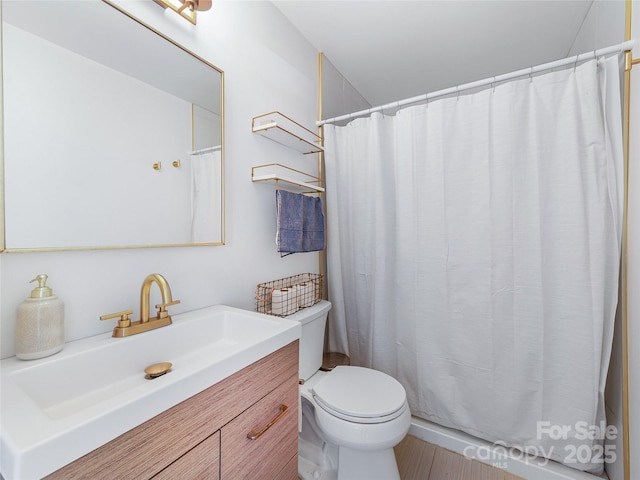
246, 404, 289, 440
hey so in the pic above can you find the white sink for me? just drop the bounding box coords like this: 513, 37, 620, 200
0, 305, 301, 480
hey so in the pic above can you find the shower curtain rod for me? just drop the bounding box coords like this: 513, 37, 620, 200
317, 40, 635, 126
189, 145, 221, 155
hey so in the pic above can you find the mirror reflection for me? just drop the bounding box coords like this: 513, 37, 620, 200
2, 0, 224, 250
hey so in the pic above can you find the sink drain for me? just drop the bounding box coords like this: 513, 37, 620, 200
144, 362, 172, 379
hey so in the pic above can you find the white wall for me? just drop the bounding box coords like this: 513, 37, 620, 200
0, 0, 321, 357
568, 0, 626, 56
321, 53, 370, 122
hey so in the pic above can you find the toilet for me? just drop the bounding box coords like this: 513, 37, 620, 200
290, 300, 411, 480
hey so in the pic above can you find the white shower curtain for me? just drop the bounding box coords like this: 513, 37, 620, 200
190, 147, 222, 243
324, 56, 623, 473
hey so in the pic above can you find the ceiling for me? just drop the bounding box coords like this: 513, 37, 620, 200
273, 1, 596, 108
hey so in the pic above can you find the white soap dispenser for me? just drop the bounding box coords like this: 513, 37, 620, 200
15, 274, 65, 360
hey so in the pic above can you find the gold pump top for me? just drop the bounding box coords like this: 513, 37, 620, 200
30, 274, 53, 298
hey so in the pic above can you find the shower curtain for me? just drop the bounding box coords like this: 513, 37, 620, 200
190, 147, 222, 243
323, 56, 623, 473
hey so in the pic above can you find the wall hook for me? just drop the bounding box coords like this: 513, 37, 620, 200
172, 159, 181, 168
153, 162, 162, 171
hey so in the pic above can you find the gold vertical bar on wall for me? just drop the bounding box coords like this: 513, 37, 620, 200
318, 52, 331, 357
318, 52, 327, 300
318, 51, 324, 192
623, 1, 632, 479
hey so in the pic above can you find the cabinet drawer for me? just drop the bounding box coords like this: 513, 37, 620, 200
153, 431, 220, 480
221, 373, 299, 479
273, 453, 299, 480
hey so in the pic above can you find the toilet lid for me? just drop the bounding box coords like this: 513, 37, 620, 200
312, 366, 407, 423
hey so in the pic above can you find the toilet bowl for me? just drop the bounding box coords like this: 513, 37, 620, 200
289, 300, 410, 480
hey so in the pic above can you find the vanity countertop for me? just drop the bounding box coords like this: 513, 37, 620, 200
0, 305, 300, 480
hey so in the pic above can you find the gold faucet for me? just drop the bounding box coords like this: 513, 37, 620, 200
100, 273, 180, 337
140, 273, 179, 323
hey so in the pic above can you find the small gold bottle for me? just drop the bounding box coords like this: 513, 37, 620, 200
15, 274, 65, 360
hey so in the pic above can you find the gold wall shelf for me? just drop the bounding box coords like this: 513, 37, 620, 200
252, 111, 323, 155
252, 164, 325, 193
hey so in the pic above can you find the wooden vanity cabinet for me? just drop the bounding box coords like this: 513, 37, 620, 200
153, 431, 220, 480
45, 341, 299, 480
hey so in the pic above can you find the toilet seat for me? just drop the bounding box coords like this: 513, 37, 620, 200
312, 366, 407, 424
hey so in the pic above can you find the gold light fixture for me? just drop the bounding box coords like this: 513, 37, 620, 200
152, 0, 212, 25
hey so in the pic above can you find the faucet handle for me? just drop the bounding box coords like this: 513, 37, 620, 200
100, 310, 133, 328
155, 300, 180, 319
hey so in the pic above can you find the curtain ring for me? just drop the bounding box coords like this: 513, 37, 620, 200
574, 54, 579, 72
456, 85, 460, 101
529, 66, 534, 83
492, 76, 496, 93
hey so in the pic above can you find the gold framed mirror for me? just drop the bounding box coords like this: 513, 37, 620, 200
1, 0, 224, 251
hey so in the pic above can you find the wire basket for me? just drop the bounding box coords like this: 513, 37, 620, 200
256, 273, 323, 317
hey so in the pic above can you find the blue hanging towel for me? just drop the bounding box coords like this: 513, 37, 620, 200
276, 190, 325, 256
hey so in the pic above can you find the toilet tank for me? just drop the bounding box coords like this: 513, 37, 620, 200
286, 300, 332, 381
